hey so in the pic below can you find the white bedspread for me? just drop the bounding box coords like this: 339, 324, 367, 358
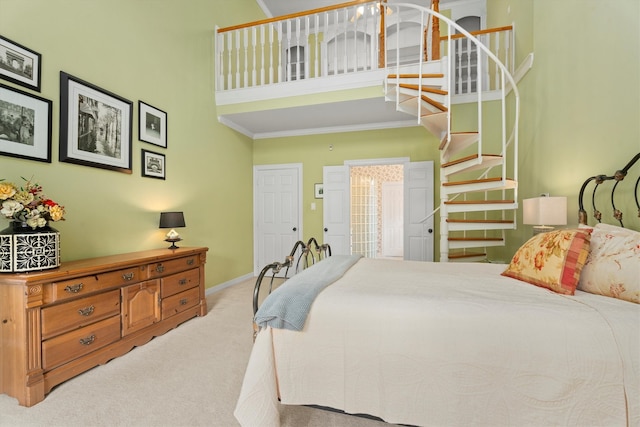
235, 259, 640, 427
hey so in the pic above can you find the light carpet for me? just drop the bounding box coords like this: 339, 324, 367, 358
0, 279, 390, 427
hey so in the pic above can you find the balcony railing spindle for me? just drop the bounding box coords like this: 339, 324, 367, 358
277, 21, 282, 83
314, 14, 320, 79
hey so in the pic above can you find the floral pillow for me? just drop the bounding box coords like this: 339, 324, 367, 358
577, 223, 640, 304
502, 228, 592, 295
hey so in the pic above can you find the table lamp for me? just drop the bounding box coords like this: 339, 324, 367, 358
159, 211, 186, 249
523, 196, 567, 235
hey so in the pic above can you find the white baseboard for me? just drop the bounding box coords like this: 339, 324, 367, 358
205, 273, 254, 295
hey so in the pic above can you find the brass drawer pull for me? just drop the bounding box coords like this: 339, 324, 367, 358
122, 272, 135, 281
179, 278, 187, 285
179, 298, 188, 306
187, 258, 195, 265
79, 335, 96, 346
155, 264, 165, 273
64, 283, 84, 293
78, 305, 95, 316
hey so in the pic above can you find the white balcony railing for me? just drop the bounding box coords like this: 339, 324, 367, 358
215, 1, 514, 97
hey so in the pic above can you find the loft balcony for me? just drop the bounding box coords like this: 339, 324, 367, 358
214, 0, 523, 139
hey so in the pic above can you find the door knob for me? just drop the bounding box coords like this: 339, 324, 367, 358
293, 227, 297, 231
324, 228, 328, 232
428, 228, 433, 233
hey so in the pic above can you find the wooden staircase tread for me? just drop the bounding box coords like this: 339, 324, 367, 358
448, 237, 505, 242
439, 132, 479, 150
443, 177, 514, 186
420, 95, 447, 112
387, 73, 444, 79
445, 199, 515, 205
399, 83, 448, 95
446, 219, 514, 224
441, 154, 501, 168
448, 252, 487, 259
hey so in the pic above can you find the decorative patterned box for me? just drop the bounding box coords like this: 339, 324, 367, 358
0, 224, 60, 273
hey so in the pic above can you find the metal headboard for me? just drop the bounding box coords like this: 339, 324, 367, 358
578, 152, 640, 227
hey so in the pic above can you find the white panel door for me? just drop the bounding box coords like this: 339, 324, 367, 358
254, 165, 302, 276
382, 181, 404, 257
404, 161, 434, 261
322, 165, 350, 255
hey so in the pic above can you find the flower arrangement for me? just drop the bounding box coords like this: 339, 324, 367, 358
0, 177, 66, 229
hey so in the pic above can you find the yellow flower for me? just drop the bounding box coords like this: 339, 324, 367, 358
0, 182, 17, 200
49, 205, 65, 222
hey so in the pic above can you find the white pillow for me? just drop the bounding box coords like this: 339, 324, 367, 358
577, 223, 640, 304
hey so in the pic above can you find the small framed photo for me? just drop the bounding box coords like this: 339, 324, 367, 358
0, 35, 42, 92
314, 183, 324, 199
59, 71, 133, 174
141, 149, 165, 180
0, 83, 52, 162
138, 101, 167, 148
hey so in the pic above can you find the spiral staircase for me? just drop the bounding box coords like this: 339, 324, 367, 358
384, 19, 520, 262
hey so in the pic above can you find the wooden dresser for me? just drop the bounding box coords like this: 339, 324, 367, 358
0, 246, 208, 407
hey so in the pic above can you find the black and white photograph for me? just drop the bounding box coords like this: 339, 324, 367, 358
59, 71, 133, 173
314, 183, 324, 199
0, 35, 42, 92
139, 101, 167, 148
0, 83, 52, 162
141, 149, 165, 179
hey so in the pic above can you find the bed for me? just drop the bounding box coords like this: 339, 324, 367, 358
235, 154, 640, 427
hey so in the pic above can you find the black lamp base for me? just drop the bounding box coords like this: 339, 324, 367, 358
165, 237, 182, 249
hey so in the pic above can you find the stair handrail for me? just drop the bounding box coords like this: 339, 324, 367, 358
218, 0, 380, 33
385, 3, 519, 262
387, 3, 519, 180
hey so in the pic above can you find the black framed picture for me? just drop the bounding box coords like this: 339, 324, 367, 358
138, 101, 167, 148
59, 72, 133, 174
0, 83, 52, 162
141, 149, 165, 180
0, 35, 42, 92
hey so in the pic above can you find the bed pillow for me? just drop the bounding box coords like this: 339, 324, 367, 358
501, 228, 591, 295
577, 223, 640, 304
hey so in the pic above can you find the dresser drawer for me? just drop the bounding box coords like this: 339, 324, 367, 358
161, 268, 200, 298
161, 287, 200, 320
42, 315, 121, 371
148, 255, 200, 279
41, 290, 120, 340
44, 266, 146, 304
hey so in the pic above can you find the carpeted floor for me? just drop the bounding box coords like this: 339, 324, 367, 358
0, 279, 390, 427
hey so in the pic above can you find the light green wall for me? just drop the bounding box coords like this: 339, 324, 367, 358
2, 0, 638, 277
253, 126, 441, 246
504, 0, 640, 256
0, 0, 266, 288
253, 0, 640, 262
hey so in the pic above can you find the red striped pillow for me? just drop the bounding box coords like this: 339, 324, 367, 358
502, 228, 592, 295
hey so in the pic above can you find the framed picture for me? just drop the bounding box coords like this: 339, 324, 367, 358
0, 35, 41, 92
59, 72, 133, 174
141, 149, 165, 180
314, 183, 324, 199
138, 101, 167, 148
0, 83, 52, 162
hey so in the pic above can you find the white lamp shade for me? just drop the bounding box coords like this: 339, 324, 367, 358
523, 196, 567, 226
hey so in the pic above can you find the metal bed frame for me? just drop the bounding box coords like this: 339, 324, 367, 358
578, 152, 640, 227
252, 238, 331, 338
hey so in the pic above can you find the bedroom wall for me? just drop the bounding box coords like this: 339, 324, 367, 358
253, 126, 441, 250
492, 0, 640, 261
0, 0, 266, 286
254, 0, 640, 263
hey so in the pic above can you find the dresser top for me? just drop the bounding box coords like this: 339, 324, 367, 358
0, 247, 208, 286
